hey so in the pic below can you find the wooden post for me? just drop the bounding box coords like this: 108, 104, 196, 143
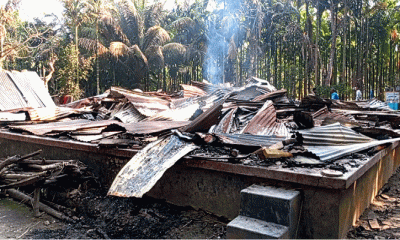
33, 188, 40, 217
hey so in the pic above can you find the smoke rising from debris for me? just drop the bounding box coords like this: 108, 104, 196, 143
203, 0, 242, 85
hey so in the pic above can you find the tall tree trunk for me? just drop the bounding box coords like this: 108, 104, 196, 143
325, 1, 337, 86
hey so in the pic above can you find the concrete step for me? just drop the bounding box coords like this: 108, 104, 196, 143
239, 184, 301, 238
227, 215, 289, 239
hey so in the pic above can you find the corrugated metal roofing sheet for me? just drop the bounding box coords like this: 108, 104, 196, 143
241, 100, 290, 138
10, 119, 118, 136
27, 106, 91, 122
111, 121, 190, 135
0, 71, 29, 110
305, 137, 400, 162
108, 135, 199, 197
213, 133, 285, 147
0, 71, 55, 111
109, 87, 171, 117
311, 106, 358, 127
110, 102, 146, 123
297, 123, 374, 146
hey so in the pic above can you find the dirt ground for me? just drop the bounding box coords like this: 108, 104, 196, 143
347, 167, 400, 239
2, 168, 400, 239
0, 187, 227, 239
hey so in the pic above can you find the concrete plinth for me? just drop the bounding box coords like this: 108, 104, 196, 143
0, 131, 399, 238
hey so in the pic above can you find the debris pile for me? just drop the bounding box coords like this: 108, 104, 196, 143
1, 70, 400, 200
0, 149, 92, 222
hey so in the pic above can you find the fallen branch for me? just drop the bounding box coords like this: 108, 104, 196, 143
0, 172, 48, 189
0, 150, 42, 173
4, 189, 74, 222
27, 163, 64, 171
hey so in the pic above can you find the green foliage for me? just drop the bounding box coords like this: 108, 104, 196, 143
55, 43, 93, 100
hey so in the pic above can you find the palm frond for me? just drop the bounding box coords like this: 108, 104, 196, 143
144, 3, 165, 30
80, 26, 97, 39
110, 41, 130, 58
145, 46, 164, 72
142, 26, 170, 52
100, 13, 131, 46
79, 38, 109, 56
128, 44, 148, 81
116, 0, 143, 46
162, 42, 187, 66
170, 17, 195, 31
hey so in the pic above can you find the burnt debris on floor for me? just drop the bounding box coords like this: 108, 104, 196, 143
1, 70, 400, 237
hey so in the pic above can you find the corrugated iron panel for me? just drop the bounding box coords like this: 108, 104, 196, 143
0, 71, 54, 111
145, 102, 200, 121
108, 135, 199, 197
228, 85, 266, 101
297, 123, 373, 146
111, 121, 190, 135
359, 99, 393, 111
214, 133, 284, 147
241, 100, 290, 138
211, 107, 238, 134
245, 76, 277, 92
305, 137, 400, 162
252, 89, 287, 102
19, 71, 55, 108
27, 106, 91, 121
311, 106, 358, 127
180, 84, 207, 98
109, 87, 171, 117
9, 119, 118, 136
182, 99, 224, 133
0, 71, 29, 110
110, 102, 146, 123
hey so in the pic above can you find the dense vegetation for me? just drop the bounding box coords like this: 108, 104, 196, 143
0, 0, 399, 100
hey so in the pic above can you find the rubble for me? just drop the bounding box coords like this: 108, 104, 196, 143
0, 70, 400, 205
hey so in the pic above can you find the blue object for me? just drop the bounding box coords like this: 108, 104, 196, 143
331, 92, 339, 100
370, 90, 374, 99
388, 102, 398, 110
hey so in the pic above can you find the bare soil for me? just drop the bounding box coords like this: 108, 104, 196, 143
347, 167, 400, 239
0, 187, 227, 239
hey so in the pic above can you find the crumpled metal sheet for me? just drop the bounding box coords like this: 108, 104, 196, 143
27, 106, 92, 121
182, 99, 224, 133
252, 89, 287, 102
108, 135, 199, 198
10, 119, 118, 136
213, 133, 285, 147
245, 76, 277, 92
305, 137, 400, 162
110, 102, 146, 123
297, 123, 373, 146
311, 106, 358, 127
241, 100, 290, 138
211, 107, 238, 134
357, 99, 394, 111
110, 121, 191, 135
180, 84, 207, 98
109, 87, 170, 117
